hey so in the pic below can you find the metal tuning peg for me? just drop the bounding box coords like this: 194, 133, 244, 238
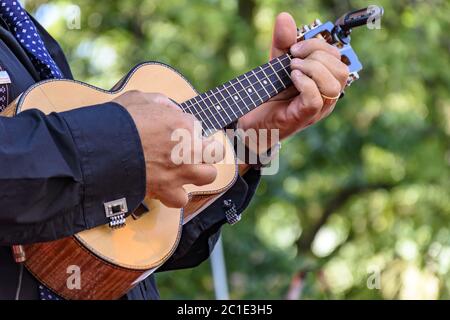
294, 7, 384, 87
296, 19, 323, 41
334, 6, 384, 42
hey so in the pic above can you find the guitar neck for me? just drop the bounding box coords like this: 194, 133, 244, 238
180, 53, 293, 135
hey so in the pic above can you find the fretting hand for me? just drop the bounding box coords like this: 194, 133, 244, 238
239, 12, 349, 146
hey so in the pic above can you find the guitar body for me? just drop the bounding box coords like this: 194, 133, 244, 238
2, 62, 238, 299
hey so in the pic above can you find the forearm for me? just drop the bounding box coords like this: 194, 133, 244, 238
0, 102, 146, 245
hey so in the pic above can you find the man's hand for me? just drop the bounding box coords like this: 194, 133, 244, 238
239, 12, 349, 145
114, 91, 223, 208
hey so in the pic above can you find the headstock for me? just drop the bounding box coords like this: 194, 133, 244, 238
296, 6, 384, 87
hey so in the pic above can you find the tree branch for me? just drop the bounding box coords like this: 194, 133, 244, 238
296, 183, 395, 254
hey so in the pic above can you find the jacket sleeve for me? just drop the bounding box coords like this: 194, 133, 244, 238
0, 102, 146, 245
159, 168, 261, 271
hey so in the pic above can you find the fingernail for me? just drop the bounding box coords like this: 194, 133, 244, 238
291, 69, 302, 79
290, 42, 303, 55
291, 58, 304, 67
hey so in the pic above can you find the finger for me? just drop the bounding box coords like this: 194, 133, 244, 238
202, 137, 225, 164
320, 102, 337, 120
290, 38, 340, 60
291, 58, 342, 98
271, 12, 297, 59
181, 164, 218, 186
308, 51, 350, 88
145, 93, 181, 111
287, 69, 323, 121
160, 187, 189, 208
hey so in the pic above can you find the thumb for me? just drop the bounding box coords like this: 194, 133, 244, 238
270, 12, 298, 59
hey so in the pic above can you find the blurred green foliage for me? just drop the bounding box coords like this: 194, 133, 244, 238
27, 0, 450, 299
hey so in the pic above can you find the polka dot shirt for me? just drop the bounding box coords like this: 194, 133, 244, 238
0, 0, 63, 79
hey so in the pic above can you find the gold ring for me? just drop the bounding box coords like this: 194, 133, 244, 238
321, 93, 341, 105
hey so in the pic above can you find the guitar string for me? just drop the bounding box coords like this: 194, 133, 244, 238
181, 54, 291, 116
182, 54, 292, 117
202, 78, 289, 136
181, 59, 292, 130
198, 73, 290, 137
182, 57, 292, 123
181, 61, 292, 131
180, 55, 292, 131
181, 68, 289, 126
188, 71, 290, 134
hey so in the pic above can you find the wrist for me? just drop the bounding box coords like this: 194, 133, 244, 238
236, 119, 280, 153
232, 121, 281, 170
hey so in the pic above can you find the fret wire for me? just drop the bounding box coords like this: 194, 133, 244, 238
238, 76, 260, 112
182, 55, 293, 126
191, 95, 218, 130
272, 58, 292, 89
276, 56, 292, 78
259, 66, 276, 94
218, 83, 243, 114
185, 66, 290, 125
182, 54, 291, 115
185, 67, 288, 121
243, 73, 263, 104
197, 94, 224, 129
195, 95, 221, 130
258, 64, 279, 95
219, 84, 239, 116
235, 76, 254, 112
238, 79, 259, 112
185, 98, 215, 129
242, 72, 267, 107
251, 70, 270, 98
189, 77, 286, 132
222, 80, 246, 117
218, 84, 240, 118
268, 62, 286, 89
210, 88, 237, 121
181, 99, 213, 129
214, 86, 241, 120
269, 62, 292, 89
249, 70, 270, 102
203, 90, 231, 124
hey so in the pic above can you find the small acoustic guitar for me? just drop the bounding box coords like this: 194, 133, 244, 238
1, 7, 382, 299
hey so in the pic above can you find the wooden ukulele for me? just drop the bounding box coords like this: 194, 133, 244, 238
1, 7, 382, 299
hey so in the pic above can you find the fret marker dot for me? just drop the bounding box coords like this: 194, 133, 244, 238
215, 105, 221, 110
263, 80, 268, 85
247, 88, 252, 93
234, 95, 239, 100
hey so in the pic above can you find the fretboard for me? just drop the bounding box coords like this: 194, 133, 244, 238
180, 53, 292, 135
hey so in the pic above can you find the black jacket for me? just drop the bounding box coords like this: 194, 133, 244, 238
0, 14, 261, 300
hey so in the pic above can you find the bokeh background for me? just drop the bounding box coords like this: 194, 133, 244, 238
25, 0, 450, 299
